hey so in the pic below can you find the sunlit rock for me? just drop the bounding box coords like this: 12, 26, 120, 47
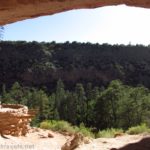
0, 104, 35, 137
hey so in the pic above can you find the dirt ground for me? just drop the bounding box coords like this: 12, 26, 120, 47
0, 128, 149, 150
77, 134, 150, 150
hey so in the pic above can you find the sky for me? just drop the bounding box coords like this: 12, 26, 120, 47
3, 5, 150, 45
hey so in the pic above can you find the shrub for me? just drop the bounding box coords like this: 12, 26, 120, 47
126, 123, 150, 135
53, 120, 75, 133
96, 128, 124, 138
40, 120, 94, 137
75, 123, 95, 138
40, 120, 75, 133
40, 120, 55, 129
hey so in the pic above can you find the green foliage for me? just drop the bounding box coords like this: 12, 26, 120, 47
95, 80, 123, 129
40, 121, 52, 129
1, 41, 150, 91
40, 121, 150, 138
95, 80, 150, 129
1, 41, 150, 135
75, 83, 87, 124
96, 128, 124, 138
75, 123, 95, 138
1, 79, 150, 132
40, 120, 94, 137
40, 120, 75, 134
126, 124, 150, 135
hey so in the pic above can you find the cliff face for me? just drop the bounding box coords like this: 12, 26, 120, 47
0, 0, 150, 25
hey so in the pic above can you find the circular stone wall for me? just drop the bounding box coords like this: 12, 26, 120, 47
0, 104, 34, 136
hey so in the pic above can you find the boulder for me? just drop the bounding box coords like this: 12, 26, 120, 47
61, 133, 91, 150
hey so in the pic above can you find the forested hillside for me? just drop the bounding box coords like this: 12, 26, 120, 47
1, 41, 150, 90
0, 41, 150, 130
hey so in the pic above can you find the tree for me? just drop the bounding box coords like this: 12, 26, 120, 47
60, 92, 78, 124
120, 86, 150, 128
75, 83, 87, 124
85, 83, 99, 126
32, 90, 50, 121
10, 82, 23, 104
95, 80, 124, 129
55, 79, 66, 119
85, 83, 93, 125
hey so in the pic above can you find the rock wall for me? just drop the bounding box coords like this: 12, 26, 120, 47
0, 0, 150, 25
0, 104, 35, 137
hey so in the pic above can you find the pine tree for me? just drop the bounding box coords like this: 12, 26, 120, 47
63, 92, 77, 124
55, 79, 66, 119
75, 83, 87, 124
10, 82, 23, 104
95, 80, 124, 129
36, 90, 50, 121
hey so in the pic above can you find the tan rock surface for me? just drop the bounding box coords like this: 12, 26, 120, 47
76, 134, 150, 150
61, 133, 88, 150
1, 0, 150, 25
0, 128, 67, 150
0, 104, 35, 137
0, 130, 149, 150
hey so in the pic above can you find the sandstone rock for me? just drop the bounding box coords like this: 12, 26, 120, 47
83, 136, 91, 144
114, 133, 125, 138
48, 132, 54, 138
38, 133, 48, 138
0, 0, 150, 25
38, 132, 54, 138
0, 104, 35, 137
30, 127, 41, 133
61, 133, 91, 150
60, 131, 74, 137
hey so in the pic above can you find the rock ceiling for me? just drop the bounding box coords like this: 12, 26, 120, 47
0, 0, 150, 25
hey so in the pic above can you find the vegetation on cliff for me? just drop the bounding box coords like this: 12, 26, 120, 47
0, 80, 150, 132
1, 41, 150, 89
0, 41, 150, 132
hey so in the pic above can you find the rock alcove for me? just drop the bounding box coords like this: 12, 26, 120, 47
0, 0, 150, 25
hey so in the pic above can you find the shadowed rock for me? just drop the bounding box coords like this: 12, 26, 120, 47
111, 137, 150, 150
